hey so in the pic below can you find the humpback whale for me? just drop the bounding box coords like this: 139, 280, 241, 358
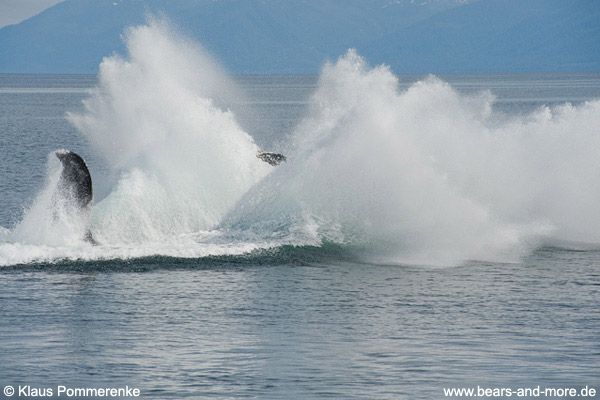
257, 150, 286, 166
55, 149, 95, 243
54, 149, 285, 205
50, 148, 285, 244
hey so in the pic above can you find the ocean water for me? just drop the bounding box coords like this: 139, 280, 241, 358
1, 22, 600, 399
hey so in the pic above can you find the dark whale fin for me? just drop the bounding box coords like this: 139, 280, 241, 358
257, 150, 286, 166
55, 149, 93, 208
55, 149, 96, 244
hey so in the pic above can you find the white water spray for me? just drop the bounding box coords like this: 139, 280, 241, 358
225, 50, 600, 265
67, 20, 272, 244
10, 153, 92, 247
2, 25, 600, 266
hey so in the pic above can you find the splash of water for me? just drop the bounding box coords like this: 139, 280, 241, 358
67, 20, 272, 244
224, 50, 600, 265
2, 24, 600, 266
10, 153, 92, 247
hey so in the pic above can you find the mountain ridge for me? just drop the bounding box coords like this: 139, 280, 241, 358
0, 0, 597, 74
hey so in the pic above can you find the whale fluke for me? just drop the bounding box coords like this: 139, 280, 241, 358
257, 150, 286, 166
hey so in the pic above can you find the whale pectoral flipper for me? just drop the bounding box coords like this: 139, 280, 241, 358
55, 149, 95, 243
55, 149, 93, 208
257, 150, 286, 166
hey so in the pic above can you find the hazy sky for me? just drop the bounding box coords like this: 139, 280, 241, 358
0, 0, 63, 29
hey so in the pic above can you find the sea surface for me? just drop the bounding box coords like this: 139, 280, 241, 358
1, 67, 600, 399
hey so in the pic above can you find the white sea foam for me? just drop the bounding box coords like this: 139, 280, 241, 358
2, 24, 600, 267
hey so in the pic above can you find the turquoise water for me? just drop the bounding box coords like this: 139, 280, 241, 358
1, 70, 600, 399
